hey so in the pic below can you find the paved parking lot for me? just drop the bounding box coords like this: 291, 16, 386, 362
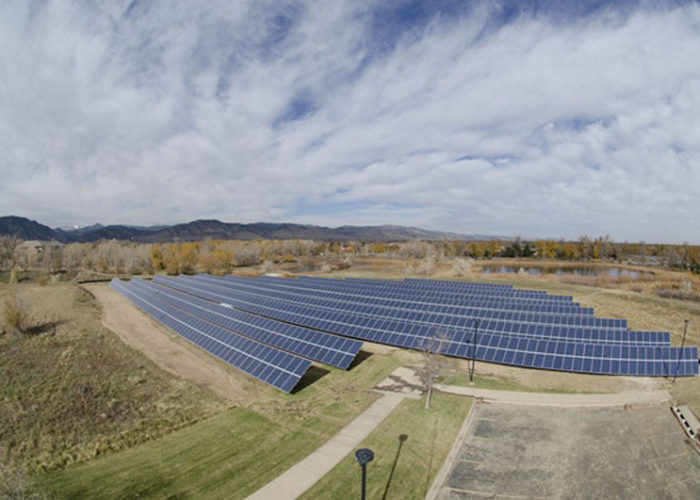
436, 403, 700, 499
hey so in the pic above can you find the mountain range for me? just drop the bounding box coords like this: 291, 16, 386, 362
0, 215, 503, 243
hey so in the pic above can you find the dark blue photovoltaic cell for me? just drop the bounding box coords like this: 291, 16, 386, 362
128, 278, 361, 369
192, 275, 622, 329
233, 275, 592, 314
286, 275, 573, 302
110, 279, 311, 392
150, 275, 699, 377
181, 276, 655, 345
252, 275, 574, 303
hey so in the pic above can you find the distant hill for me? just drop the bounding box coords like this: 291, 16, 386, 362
0, 215, 506, 243
0, 216, 57, 241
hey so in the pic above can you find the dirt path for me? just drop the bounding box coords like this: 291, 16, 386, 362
85, 283, 258, 403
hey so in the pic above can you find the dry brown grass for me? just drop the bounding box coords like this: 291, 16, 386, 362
0, 462, 48, 499
0, 283, 226, 474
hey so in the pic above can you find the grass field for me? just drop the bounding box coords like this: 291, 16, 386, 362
300, 393, 472, 500
40, 406, 322, 499
0, 284, 225, 475
438, 370, 592, 393
38, 344, 405, 498
6, 259, 700, 498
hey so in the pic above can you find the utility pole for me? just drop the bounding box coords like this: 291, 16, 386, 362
469, 319, 479, 384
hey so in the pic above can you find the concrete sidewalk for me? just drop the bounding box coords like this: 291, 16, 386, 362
249, 366, 672, 500
246, 392, 404, 500
382, 366, 672, 407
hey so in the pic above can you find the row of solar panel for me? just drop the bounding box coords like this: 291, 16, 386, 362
193, 275, 622, 328
257, 275, 575, 303
176, 276, 652, 344
286, 275, 568, 302
112, 278, 371, 391
110, 279, 311, 392
403, 277, 514, 289
150, 276, 698, 376
179, 278, 668, 343
246, 276, 593, 315
142, 277, 652, 352
297, 276, 515, 292
130, 278, 362, 369
236, 275, 591, 314
262, 275, 562, 301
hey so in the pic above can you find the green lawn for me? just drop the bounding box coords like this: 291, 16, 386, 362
38, 349, 404, 499
301, 393, 472, 500
40, 406, 320, 499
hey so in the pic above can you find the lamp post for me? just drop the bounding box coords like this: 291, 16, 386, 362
469, 319, 479, 383
355, 447, 374, 500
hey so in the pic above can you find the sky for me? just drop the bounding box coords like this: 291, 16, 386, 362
1, 0, 699, 243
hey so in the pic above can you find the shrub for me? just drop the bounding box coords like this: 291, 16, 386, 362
3, 294, 26, 335
36, 271, 49, 286
451, 258, 472, 277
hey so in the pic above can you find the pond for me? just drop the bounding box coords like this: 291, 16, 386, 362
479, 265, 645, 278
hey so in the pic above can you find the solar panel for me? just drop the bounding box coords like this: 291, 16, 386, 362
151, 276, 698, 376
253, 275, 574, 303
229, 277, 589, 320
295, 276, 513, 289
294, 275, 568, 300
223, 275, 593, 316
192, 275, 622, 329
110, 279, 311, 392
180, 276, 650, 345
128, 278, 362, 369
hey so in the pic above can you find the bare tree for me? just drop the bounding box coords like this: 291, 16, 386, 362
417, 331, 451, 410
0, 235, 21, 283
399, 240, 426, 259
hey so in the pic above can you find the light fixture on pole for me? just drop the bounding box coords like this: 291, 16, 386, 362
355, 447, 374, 500
469, 318, 479, 383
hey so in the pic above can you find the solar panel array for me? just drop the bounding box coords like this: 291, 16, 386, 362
112, 274, 698, 386
110, 278, 363, 392
151, 274, 697, 377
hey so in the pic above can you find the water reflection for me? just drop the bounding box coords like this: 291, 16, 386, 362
479, 265, 643, 278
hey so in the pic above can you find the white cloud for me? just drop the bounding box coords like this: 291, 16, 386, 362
1, 1, 699, 242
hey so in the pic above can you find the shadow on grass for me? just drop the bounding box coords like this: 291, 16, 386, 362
348, 350, 373, 371
292, 365, 331, 393
22, 319, 68, 336
382, 433, 408, 500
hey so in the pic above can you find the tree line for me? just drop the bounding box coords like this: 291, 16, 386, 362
1, 235, 699, 277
